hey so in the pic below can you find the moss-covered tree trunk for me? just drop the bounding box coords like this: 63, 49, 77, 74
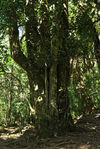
8, 1, 73, 134
57, 60, 72, 129
94, 33, 100, 69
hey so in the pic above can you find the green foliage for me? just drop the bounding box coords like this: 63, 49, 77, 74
69, 57, 100, 119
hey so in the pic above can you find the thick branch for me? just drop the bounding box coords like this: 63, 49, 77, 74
25, 2, 40, 63
8, 11, 29, 72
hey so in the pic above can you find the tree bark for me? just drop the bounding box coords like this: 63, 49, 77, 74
94, 33, 100, 69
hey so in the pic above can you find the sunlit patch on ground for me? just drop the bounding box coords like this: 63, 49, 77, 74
95, 113, 100, 118
55, 144, 92, 149
78, 144, 91, 149
0, 127, 22, 140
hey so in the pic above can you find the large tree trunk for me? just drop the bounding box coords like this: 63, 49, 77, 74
8, 1, 73, 134
94, 33, 100, 69
55, 2, 73, 130
45, 57, 73, 131
57, 60, 72, 129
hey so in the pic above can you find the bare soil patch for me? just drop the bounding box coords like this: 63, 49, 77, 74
0, 113, 100, 149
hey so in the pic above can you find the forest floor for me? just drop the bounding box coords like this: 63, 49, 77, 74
0, 113, 100, 149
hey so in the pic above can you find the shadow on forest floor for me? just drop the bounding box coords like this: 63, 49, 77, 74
0, 113, 100, 149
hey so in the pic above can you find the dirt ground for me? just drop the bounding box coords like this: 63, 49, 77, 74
0, 113, 100, 149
